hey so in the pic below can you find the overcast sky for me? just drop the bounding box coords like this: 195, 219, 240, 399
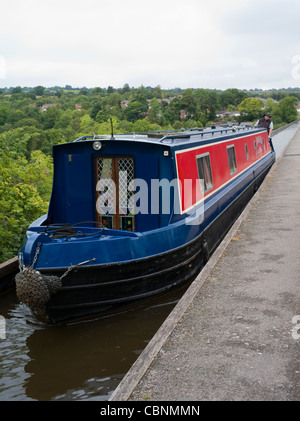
0, 0, 300, 90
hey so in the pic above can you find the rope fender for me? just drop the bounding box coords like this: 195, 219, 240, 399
15, 268, 62, 314
15, 245, 96, 318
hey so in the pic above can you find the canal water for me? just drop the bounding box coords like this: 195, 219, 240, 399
0, 122, 299, 401
0, 284, 188, 401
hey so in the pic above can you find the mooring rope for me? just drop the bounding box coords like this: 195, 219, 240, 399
40, 221, 104, 239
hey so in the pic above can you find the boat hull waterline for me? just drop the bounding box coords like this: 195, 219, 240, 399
16, 127, 275, 323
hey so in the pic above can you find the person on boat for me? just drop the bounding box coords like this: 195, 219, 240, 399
255, 112, 273, 138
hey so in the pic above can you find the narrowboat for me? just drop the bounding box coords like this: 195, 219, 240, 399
16, 126, 275, 323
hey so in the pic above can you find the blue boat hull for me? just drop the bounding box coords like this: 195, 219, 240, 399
45, 230, 207, 323
19, 156, 271, 323
17, 136, 275, 323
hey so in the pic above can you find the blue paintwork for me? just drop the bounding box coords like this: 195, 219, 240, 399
19, 128, 275, 272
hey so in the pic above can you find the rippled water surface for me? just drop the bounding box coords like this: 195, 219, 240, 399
0, 285, 188, 401
0, 122, 299, 401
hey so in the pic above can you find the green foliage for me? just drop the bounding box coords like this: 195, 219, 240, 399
0, 132, 53, 262
219, 89, 248, 108
32, 85, 46, 96
238, 98, 264, 121
24, 151, 53, 200
271, 96, 298, 124
0, 85, 298, 141
0, 84, 298, 262
148, 98, 162, 124
0, 127, 32, 155
132, 119, 161, 133
0, 106, 8, 125
0, 173, 48, 262
124, 100, 148, 122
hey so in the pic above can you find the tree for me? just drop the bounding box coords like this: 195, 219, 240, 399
107, 93, 122, 108
91, 87, 104, 95
0, 128, 32, 155
272, 96, 298, 124
238, 98, 264, 121
185, 119, 198, 129
148, 98, 162, 123
12, 86, 22, 94
131, 119, 160, 133
219, 88, 248, 108
152, 85, 163, 99
6, 109, 26, 125
181, 89, 197, 117
194, 89, 219, 121
55, 110, 73, 129
95, 108, 110, 124
79, 114, 99, 134
24, 150, 53, 200
26, 128, 64, 156
0, 149, 52, 262
120, 84, 131, 95
90, 100, 103, 120
0, 106, 8, 125
124, 101, 148, 122
32, 86, 45, 96
79, 88, 89, 96
162, 97, 181, 124
40, 105, 62, 130
264, 98, 275, 114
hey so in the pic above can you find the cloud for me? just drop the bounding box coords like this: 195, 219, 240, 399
0, 0, 299, 89
213, 0, 300, 88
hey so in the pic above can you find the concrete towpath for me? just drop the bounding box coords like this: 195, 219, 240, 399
110, 126, 300, 401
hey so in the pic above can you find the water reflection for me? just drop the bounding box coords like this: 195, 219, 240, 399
0, 286, 186, 401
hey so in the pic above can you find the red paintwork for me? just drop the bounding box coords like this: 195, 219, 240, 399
175, 131, 270, 213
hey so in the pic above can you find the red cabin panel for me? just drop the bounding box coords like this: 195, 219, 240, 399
175, 131, 271, 214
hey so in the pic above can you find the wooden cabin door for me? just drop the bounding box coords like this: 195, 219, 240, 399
95, 157, 135, 231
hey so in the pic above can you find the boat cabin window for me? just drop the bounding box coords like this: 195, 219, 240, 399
254, 140, 257, 155
95, 157, 135, 231
227, 145, 237, 176
196, 153, 213, 194
245, 144, 249, 161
